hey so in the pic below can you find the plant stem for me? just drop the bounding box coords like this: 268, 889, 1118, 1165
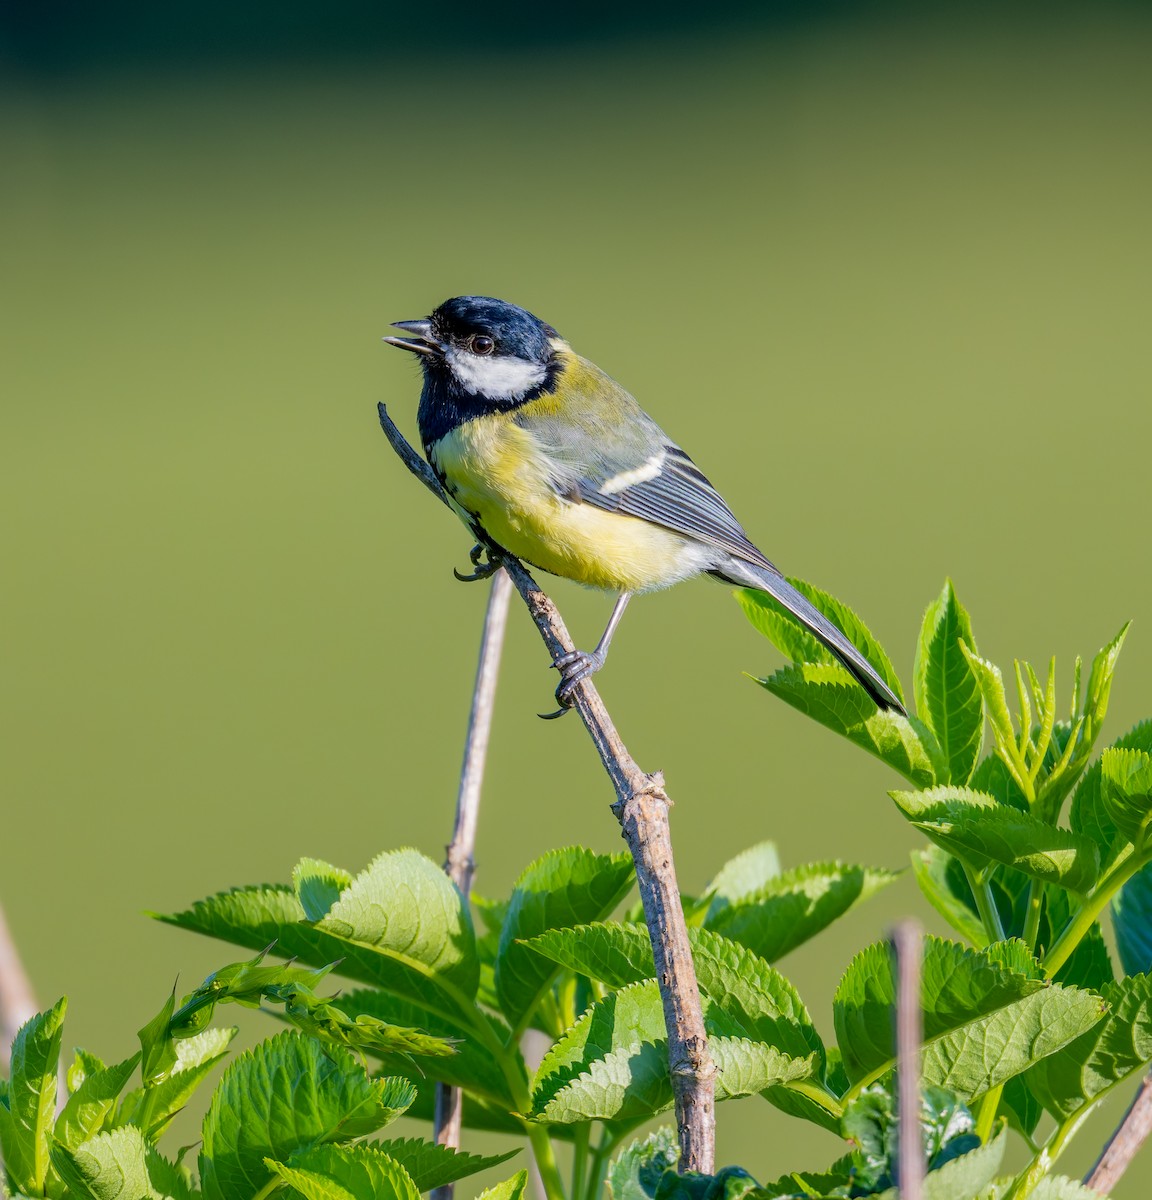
975, 1086, 1003, 1144
586, 1132, 618, 1200
432, 568, 512, 1200
571, 1123, 590, 1200
963, 863, 1006, 943
251, 1178, 283, 1200
891, 920, 924, 1200
1086, 1071, 1152, 1194
378, 402, 717, 1175
1043, 847, 1149, 978
1004, 1106, 1094, 1200
1021, 879, 1043, 951
527, 1123, 568, 1200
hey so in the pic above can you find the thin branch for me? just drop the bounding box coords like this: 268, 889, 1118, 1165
0, 899, 38, 1069
377, 403, 717, 1173
1085, 1071, 1152, 1195
891, 919, 924, 1200
431, 567, 513, 1200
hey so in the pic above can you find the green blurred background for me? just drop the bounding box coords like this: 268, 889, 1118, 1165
3, 1, 1151, 1192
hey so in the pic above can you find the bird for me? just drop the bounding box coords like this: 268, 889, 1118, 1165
384, 295, 904, 717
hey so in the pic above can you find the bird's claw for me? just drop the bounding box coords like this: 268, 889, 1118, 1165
538, 648, 605, 719
454, 543, 502, 582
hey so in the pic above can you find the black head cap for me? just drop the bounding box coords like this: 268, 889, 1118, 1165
431, 296, 559, 364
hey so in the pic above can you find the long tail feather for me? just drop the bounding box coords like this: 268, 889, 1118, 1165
718, 559, 906, 714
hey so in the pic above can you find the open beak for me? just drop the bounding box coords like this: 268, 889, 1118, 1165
383, 319, 442, 356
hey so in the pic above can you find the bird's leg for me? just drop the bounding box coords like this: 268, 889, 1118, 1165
454, 542, 502, 582
540, 592, 633, 719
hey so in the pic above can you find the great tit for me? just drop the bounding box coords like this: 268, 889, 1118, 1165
385, 295, 904, 715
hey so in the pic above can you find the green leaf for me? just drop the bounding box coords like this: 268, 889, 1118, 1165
1027, 973, 1150, 1119
474, 1170, 528, 1200
138, 992, 179, 1086
739, 578, 905, 706
1071, 720, 1152, 872
1083, 623, 1130, 742
533, 1035, 813, 1124
156, 886, 469, 1023
267, 1143, 421, 1200
697, 842, 781, 923
958, 648, 1023, 783
0, 997, 66, 1197
66, 1050, 107, 1097
55, 1054, 140, 1151
834, 938, 1107, 1100
496, 847, 635, 1028
366, 1139, 518, 1192
329, 989, 512, 1106
706, 861, 900, 961
523, 923, 822, 1063
755, 664, 939, 785
199, 1031, 415, 1200
1101, 746, 1152, 846
1029, 1176, 1105, 1200
891, 788, 1100, 894
1113, 861, 1152, 976
117, 1027, 236, 1140
910, 848, 987, 946
606, 1128, 679, 1200
874, 1123, 1006, 1200
293, 859, 354, 923
968, 753, 1028, 811
914, 581, 983, 786
316, 849, 478, 998
51, 1126, 169, 1200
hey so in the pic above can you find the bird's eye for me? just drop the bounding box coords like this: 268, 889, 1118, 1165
469, 335, 495, 356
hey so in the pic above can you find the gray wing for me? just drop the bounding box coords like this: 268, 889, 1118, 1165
515, 384, 778, 573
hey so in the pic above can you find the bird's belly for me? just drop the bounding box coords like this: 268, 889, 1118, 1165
430, 417, 710, 593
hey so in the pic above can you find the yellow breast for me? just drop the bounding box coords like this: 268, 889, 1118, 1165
429, 410, 703, 593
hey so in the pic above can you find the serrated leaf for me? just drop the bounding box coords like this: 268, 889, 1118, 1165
706, 861, 900, 961
874, 1124, 1006, 1200
294, 859, 354, 923
1071, 720, 1152, 872
606, 1128, 679, 1200
698, 842, 781, 923
1026, 973, 1151, 1119
51, 1126, 166, 1200
199, 1031, 415, 1200
496, 847, 634, 1028
475, 1170, 528, 1200
969, 754, 1028, 812
66, 1050, 107, 1097
268, 1143, 421, 1200
1101, 747, 1152, 846
1084, 623, 1130, 739
958, 648, 1018, 768
756, 664, 938, 785
1113, 861, 1152, 976
316, 849, 478, 998
523, 923, 822, 1063
739, 579, 905, 705
891, 788, 1100, 894
0, 997, 66, 1196
834, 938, 1106, 1100
328, 989, 512, 1106
156, 886, 469, 1023
138, 992, 178, 1086
55, 1054, 140, 1151
534, 1036, 813, 1124
910, 848, 987, 946
914, 581, 983, 786
366, 1138, 518, 1191
1029, 1176, 1104, 1200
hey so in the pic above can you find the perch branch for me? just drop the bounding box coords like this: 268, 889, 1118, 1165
377, 403, 717, 1173
891, 919, 924, 1200
431, 568, 513, 1200
1084, 1071, 1152, 1195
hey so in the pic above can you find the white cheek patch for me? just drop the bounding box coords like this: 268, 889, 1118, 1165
444, 345, 547, 401
599, 451, 667, 496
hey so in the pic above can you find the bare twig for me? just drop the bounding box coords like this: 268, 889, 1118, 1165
431, 567, 513, 1200
0, 899, 38, 1070
377, 403, 717, 1173
891, 919, 924, 1200
1085, 1071, 1152, 1195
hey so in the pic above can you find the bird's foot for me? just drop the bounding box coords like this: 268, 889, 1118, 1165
538, 648, 606, 719
454, 543, 502, 582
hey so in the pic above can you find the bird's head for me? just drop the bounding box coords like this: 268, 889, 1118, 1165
384, 295, 560, 403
